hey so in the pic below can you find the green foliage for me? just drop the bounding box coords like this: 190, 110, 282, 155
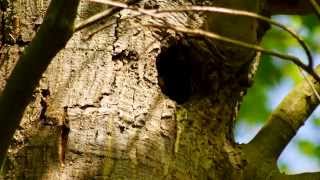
298, 140, 317, 156
238, 56, 282, 123
298, 15, 320, 52
313, 118, 320, 127
278, 162, 289, 174
298, 140, 320, 160
238, 14, 319, 123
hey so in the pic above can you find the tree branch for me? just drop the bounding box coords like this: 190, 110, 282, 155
75, 0, 142, 32
267, 0, 320, 15
154, 5, 314, 68
75, 7, 119, 32
0, 0, 80, 164
309, 0, 320, 19
244, 66, 320, 161
91, 0, 320, 82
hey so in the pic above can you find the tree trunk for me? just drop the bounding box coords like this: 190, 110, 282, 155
0, 0, 294, 179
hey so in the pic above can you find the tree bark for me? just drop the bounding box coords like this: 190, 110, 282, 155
1, 0, 319, 179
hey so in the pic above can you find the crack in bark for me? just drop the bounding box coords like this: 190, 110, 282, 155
67, 103, 101, 110
39, 90, 70, 166
0, 10, 4, 47
39, 88, 51, 125
112, 12, 121, 58
58, 106, 69, 166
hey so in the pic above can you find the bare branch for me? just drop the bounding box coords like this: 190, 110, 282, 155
0, 0, 80, 164
75, 7, 119, 32
154, 5, 314, 68
309, 0, 320, 19
148, 24, 320, 83
154, 6, 320, 98
75, 0, 142, 32
244, 66, 320, 160
90, 0, 320, 83
90, 0, 161, 17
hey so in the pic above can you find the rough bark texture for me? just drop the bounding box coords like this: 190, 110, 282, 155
0, 0, 274, 179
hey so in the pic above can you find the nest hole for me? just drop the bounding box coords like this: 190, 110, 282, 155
156, 43, 194, 104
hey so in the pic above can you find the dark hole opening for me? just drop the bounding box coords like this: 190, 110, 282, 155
156, 43, 193, 104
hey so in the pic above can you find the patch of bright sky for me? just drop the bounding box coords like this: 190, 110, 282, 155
275, 15, 310, 37
314, 27, 320, 45
279, 138, 320, 174
235, 16, 320, 173
234, 77, 293, 144
234, 121, 261, 144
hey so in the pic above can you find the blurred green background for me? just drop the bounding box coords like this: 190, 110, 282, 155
234, 15, 320, 174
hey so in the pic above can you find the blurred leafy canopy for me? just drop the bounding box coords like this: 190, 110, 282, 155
236, 14, 320, 166
298, 140, 320, 160
238, 15, 319, 124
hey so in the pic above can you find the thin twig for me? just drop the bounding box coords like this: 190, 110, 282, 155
90, 0, 314, 69
154, 6, 314, 69
82, 20, 116, 40
75, 7, 119, 31
155, 5, 320, 99
89, 0, 320, 83
90, 0, 161, 18
84, 14, 144, 39
148, 24, 320, 83
75, 0, 142, 32
309, 0, 320, 19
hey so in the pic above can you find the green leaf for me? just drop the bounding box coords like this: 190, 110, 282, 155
278, 162, 289, 174
313, 118, 320, 127
298, 140, 317, 156
238, 56, 283, 124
